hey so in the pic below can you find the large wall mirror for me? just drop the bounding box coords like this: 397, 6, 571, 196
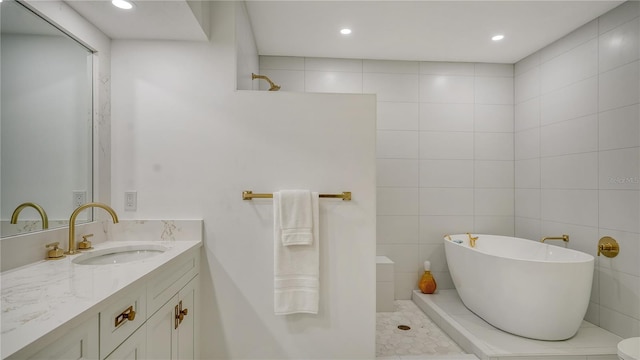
1, 0, 94, 237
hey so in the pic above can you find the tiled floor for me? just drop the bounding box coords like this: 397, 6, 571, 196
376, 300, 478, 359
413, 289, 623, 360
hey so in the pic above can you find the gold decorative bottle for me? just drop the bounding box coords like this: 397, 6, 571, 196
418, 261, 437, 294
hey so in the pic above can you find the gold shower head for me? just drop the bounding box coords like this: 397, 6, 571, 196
252, 73, 280, 91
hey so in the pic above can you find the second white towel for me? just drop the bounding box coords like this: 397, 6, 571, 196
274, 191, 319, 315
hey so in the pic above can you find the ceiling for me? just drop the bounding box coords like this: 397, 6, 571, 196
64, 0, 625, 64
65, 0, 209, 41
245, 1, 624, 64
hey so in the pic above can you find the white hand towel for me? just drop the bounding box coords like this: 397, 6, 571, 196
274, 191, 319, 315
278, 190, 313, 246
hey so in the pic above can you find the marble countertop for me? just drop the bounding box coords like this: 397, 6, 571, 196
1, 239, 202, 359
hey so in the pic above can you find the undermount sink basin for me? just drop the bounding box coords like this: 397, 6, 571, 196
72, 244, 167, 265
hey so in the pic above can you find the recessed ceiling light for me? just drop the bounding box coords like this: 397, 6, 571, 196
340, 28, 352, 35
112, 0, 134, 10
492, 34, 505, 41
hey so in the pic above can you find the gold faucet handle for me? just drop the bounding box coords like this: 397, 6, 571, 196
78, 234, 94, 250
45, 242, 65, 260
597, 236, 619, 258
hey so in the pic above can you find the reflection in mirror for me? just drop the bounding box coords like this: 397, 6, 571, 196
1, 0, 94, 237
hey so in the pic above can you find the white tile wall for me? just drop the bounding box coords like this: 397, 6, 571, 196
377, 187, 420, 216
515, 158, 541, 189
540, 19, 598, 63
515, 3, 640, 339
377, 159, 420, 187
540, 153, 598, 189
377, 131, 419, 159
364, 59, 419, 74
363, 73, 419, 102
540, 39, 598, 93
419, 214, 471, 240
599, 1, 640, 35
419, 160, 474, 188
260, 55, 514, 301
419, 103, 474, 132
515, 98, 540, 131
305, 71, 362, 93
598, 104, 640, 150
599, 18, 639, 73
377, 216, 419, 245
599, 148, 640, 190
420, 132, 474, 159
540, 115, 598, 156
515, 189, 541, 219
598, 229, 640, 277
419, 75, 475, 103
515, 128, 540, 160
475, 104, 514, 133
475, 77, 514, 105
420, 62, 475, 76
599, 60, 640, 111
474, 133, 514, 160
540, 76, 598, 125
474, 161, 514, 189
377, 102, 419, 131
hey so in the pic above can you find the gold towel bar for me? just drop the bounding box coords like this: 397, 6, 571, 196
242, 190, 352, 201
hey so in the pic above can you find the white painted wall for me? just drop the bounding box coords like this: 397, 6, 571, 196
235, 1, 258, 90
259, 56, 515, 299
515, 1, 640, 338
111, 3, 376, 358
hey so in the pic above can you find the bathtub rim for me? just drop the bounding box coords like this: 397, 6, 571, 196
444, 233, 594, 264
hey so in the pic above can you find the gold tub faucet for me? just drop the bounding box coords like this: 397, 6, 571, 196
540, 234, 569, 243
67, 202, 118, 255
466, 233, 478, 248
10, 202, 49, 229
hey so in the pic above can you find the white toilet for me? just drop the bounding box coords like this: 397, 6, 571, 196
619, 337, 640, 360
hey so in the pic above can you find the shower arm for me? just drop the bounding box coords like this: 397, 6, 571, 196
251, 73, 280, 91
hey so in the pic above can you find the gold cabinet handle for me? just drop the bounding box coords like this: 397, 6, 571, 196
115, 306, 136, 327
179, 307, 188, 322
175, 304, 180, 329
174, 300, 189, 329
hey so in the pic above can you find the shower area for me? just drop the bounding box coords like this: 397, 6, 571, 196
237, 0, 640, 358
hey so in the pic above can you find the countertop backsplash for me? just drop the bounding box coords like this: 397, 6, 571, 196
107, 220, 203, 243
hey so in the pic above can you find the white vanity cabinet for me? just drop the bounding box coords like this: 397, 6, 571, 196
146, 276, 198, 359
100, 287, 147, 358
101, 250, 200, 360
23, 316, 99, 360
104, 324, 147, 360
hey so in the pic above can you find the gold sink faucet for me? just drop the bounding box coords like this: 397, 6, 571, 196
466, 233, 478, 248
10, 202, 49, 229
67, 202, 118, 255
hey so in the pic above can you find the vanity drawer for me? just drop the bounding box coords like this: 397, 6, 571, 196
147, 251, 199, 316
99, 287, 147, 360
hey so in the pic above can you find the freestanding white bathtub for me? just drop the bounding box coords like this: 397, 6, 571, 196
444, 234, 594, 340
